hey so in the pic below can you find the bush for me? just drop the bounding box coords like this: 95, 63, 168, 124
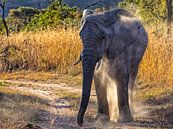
1, 0, 81, 32
119, 0, 167, 24
6, 7, 41, 32
9, 7, 40, 18
26, 0, 81, 30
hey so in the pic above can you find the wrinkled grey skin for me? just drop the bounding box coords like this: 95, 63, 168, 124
77, 8, 148, 126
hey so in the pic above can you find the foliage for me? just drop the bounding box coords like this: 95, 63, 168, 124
9, 7, 40, 19
6, 7, 41, 32
0, 18, 5, 32
26, 0, 80, 30
119, 0, 167, 24
0, 0, 82, 33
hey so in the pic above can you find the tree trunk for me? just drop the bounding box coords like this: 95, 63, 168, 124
166, 0, 172, 40
0, 1, 9, 36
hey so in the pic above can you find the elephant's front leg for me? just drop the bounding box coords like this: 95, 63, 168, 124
116, 70, 134, 123
94, 73, 109, 122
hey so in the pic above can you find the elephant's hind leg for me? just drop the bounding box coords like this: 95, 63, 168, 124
116, 74, 134, 123
116, 73, 134, 123
129, 43, 147, 113
112, 59, 134, 123
128, 66, 138, 113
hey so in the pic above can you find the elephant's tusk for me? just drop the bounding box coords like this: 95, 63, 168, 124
73, 52, 83, 65
73, 56, 82, 65
95, 57, 102, 70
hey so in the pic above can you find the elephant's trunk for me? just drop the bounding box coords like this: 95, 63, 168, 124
77, 43, 97, 126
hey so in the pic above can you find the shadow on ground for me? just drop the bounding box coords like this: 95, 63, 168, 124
0, 91, 51, 129
135, 91, 173, 129
0, 89, 173, 129
50, 95, 173, 129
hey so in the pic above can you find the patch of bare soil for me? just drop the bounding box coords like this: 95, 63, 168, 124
0, 80, 173, 129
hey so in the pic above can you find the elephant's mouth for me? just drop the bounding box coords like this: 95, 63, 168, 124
74, 51, 102, 66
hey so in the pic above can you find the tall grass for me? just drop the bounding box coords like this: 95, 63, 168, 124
138, 27, 173, 86
0, 27, 172, 86
0, 28, 82, 75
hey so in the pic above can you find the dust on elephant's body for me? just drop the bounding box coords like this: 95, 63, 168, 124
77, 8, 148, 126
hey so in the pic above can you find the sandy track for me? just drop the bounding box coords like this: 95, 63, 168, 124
0, 79, 173, 129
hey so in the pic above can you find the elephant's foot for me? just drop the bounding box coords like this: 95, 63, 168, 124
117, 111, 134, 123
96, 113, 109, 122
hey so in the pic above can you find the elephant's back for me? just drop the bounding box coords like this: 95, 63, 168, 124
114, 15, 147, 41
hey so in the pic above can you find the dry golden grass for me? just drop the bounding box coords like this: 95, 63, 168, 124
0, 26, 172, 88
138, 27, 173, 87
0, 71, 82, 87
0, 28, 82, 74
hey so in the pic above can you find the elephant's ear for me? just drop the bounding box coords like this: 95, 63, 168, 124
95, 9, 134, 38
80, 9, 94, 31
80, 9, 95, 37
104, 8, 134, 25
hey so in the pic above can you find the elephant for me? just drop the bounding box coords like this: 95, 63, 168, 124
76, 8, 148, 126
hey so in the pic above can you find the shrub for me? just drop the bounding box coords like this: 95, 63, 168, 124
119, 0, 167, 24
26, 0, 80, 30
9, 7, 40, 18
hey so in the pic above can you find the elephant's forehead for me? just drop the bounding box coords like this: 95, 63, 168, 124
83, 13, 106, 24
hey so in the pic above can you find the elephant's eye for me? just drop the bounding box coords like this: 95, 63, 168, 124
102, 35, 106, 39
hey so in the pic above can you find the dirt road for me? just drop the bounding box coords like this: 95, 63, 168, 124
0, 79, 173, 129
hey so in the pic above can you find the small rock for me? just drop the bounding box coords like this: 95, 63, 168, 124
21, 123, 42, 129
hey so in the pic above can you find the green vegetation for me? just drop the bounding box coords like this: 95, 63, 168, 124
0, 7, 41, 33
26, 0, 81, 30
119, 0, 167, 24
0, 0, 82, 32
0, 18, 5, 32
1, 0, 169, 32
8, 7, 40, 31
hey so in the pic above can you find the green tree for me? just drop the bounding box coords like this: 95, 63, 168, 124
119, 0, 167, 24
7, 7, 41, 32
26, 0, 79, 30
